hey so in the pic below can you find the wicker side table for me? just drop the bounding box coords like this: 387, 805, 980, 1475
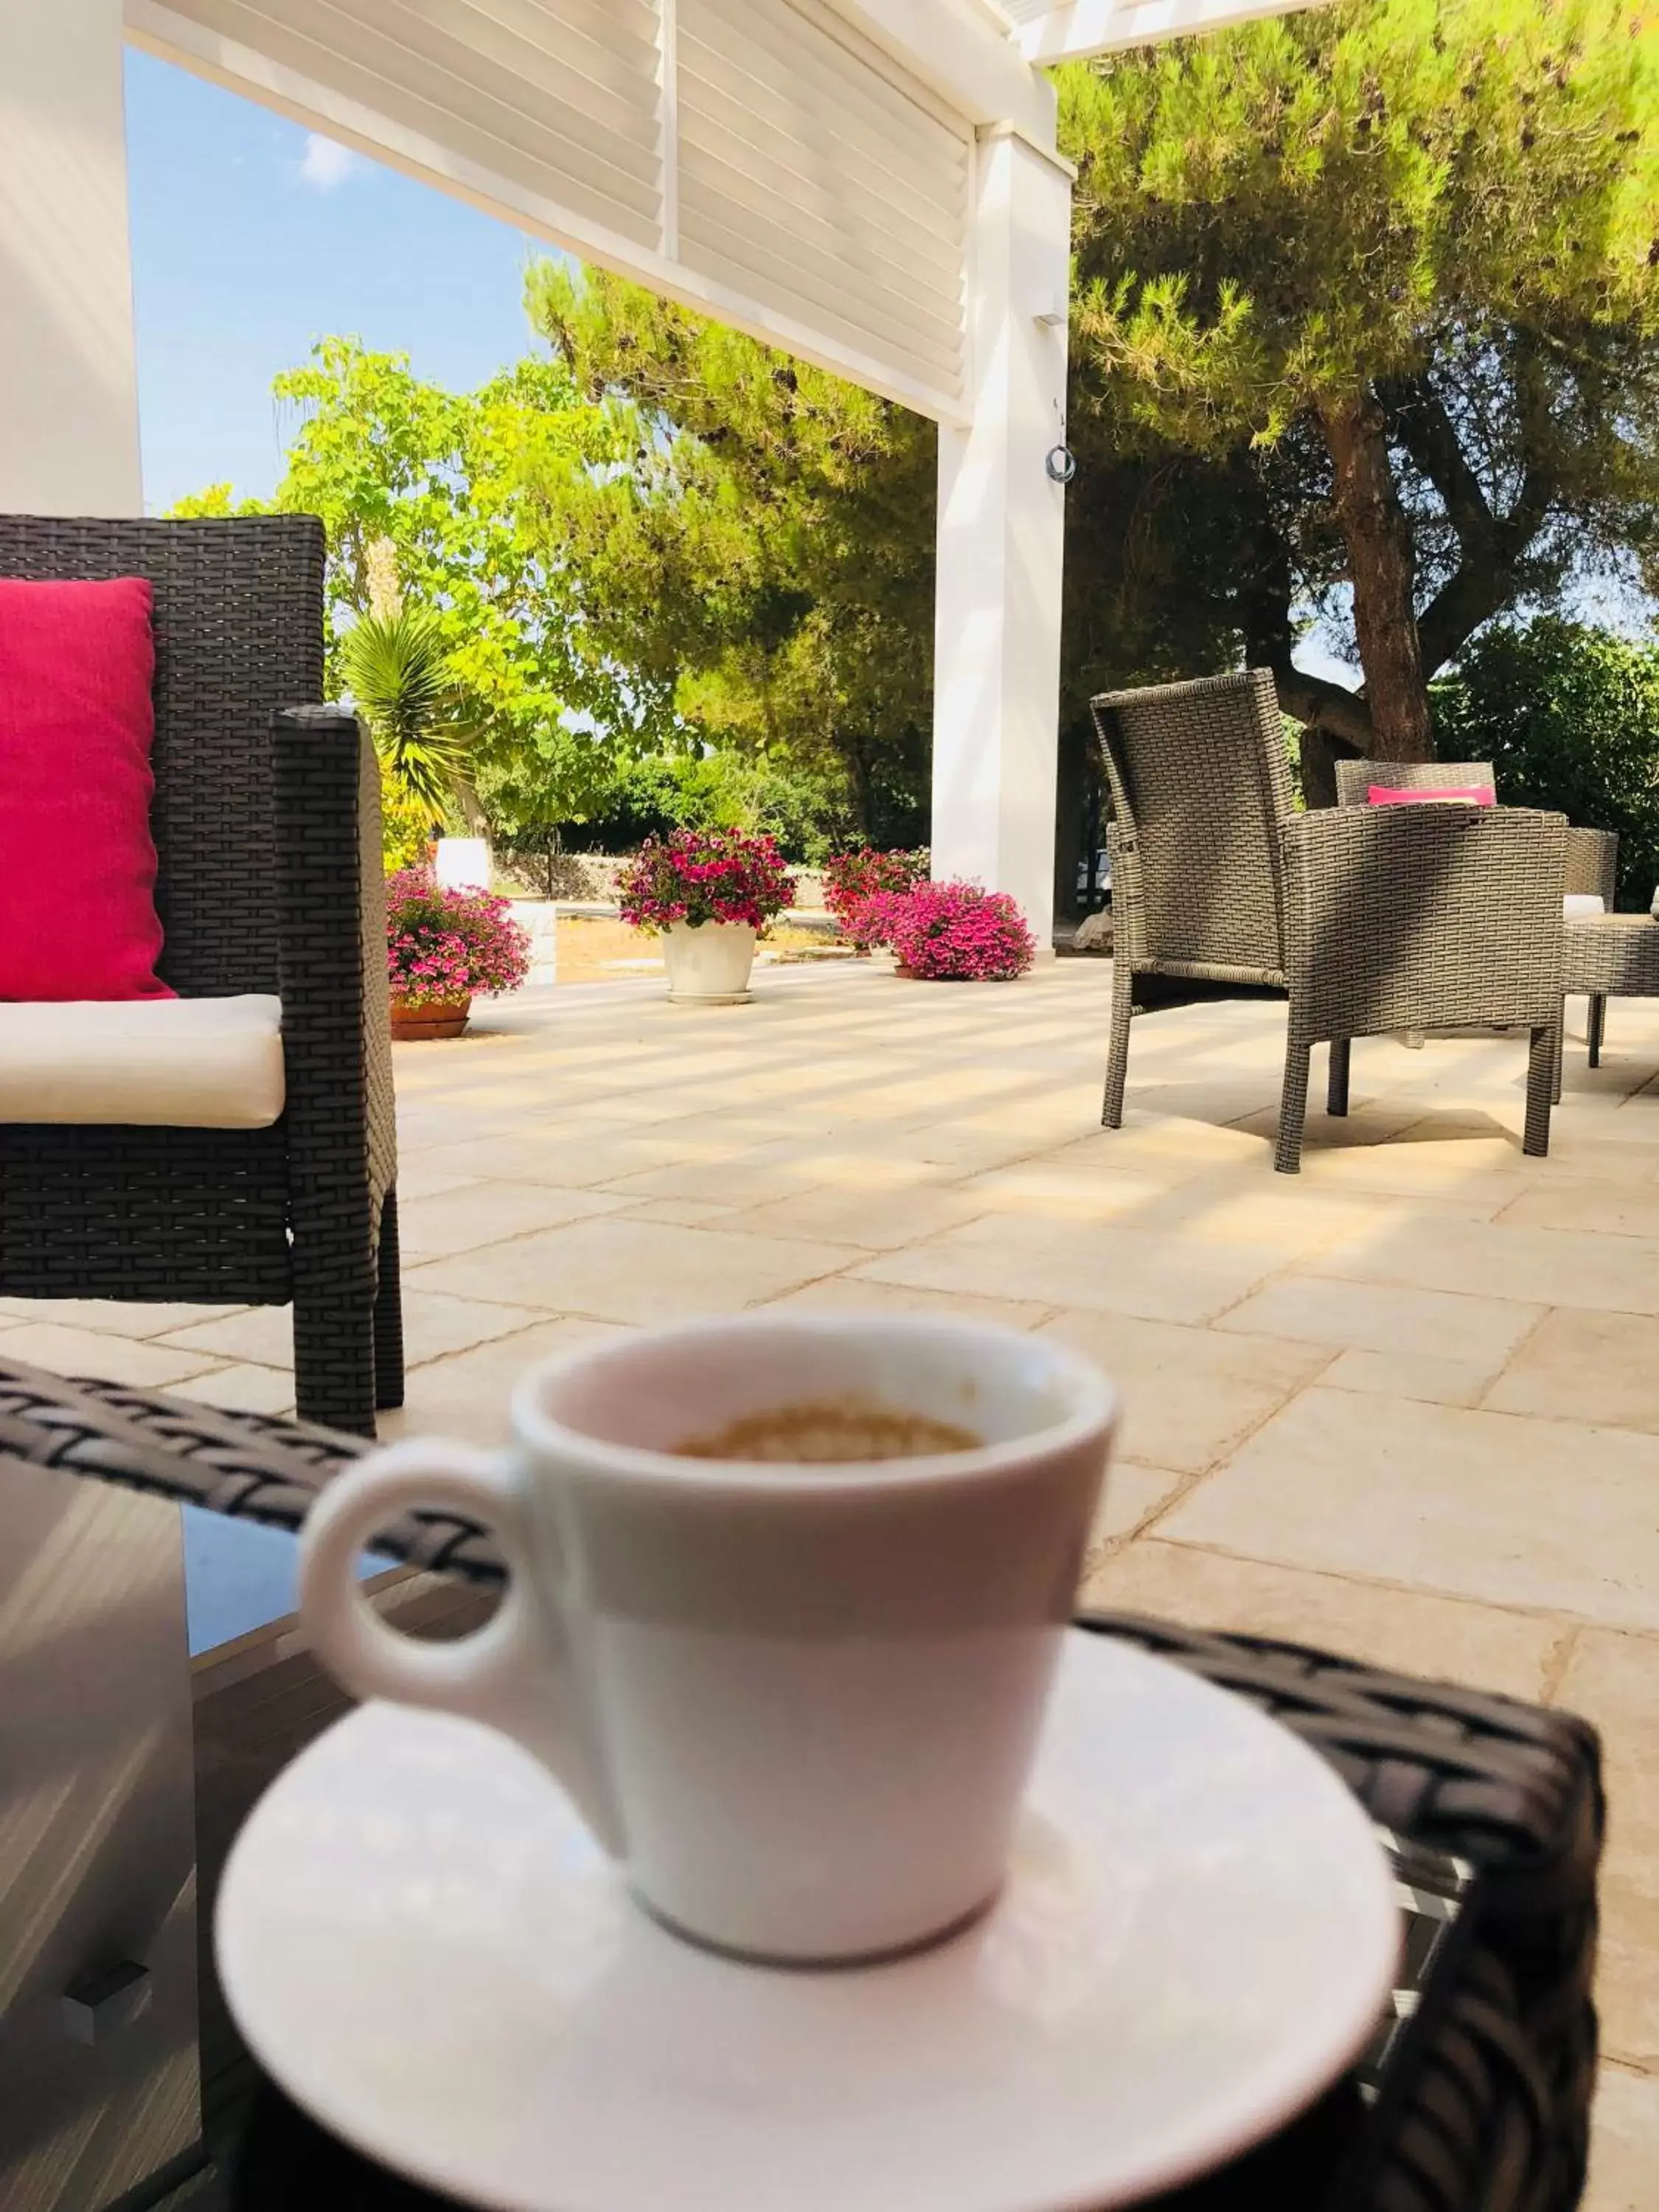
0, 1357, 1606, 2212
1558, 912, 1659, 1091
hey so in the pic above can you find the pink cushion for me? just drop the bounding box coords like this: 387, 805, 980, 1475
0, 577, 173, 1001
1367, 785, 1495, 807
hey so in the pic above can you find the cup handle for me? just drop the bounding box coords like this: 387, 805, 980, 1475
298, 1438, 623, 1854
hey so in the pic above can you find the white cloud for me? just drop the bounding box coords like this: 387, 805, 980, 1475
296, 133, 360, 192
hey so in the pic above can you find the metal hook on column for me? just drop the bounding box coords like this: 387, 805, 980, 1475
1046, 391, 1075, 484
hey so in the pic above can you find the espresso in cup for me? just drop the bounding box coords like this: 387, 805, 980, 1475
675, 1399, 981, 1464
300, 1314, 1116, 1965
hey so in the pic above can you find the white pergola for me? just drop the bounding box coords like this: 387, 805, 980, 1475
2, 0, 1312, 942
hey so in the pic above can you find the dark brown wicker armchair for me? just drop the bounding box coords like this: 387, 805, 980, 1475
1092, 672, 1567, 1173
0, 515, 400, 1436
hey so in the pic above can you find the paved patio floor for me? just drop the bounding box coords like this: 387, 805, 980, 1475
6, 955, 1658, 2201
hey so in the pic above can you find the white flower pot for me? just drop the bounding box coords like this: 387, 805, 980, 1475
435, 836, 490, 893
663, 920, 757, 1005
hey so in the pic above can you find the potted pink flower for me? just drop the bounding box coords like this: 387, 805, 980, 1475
386, 866, 532, 1039
822, 847, 930, 952
618, 829, 797, 1004
886, 880, 1037, 982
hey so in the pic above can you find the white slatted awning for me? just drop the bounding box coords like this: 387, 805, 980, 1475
124, 0, 1322, 419
999, 0, 1330, 64
127, 0, 981, 421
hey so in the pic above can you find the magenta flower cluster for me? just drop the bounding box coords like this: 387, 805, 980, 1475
883, 879, 1036, 981
386, 866, 532, 1007
822, 846, 929, 949
618, 828, 797, 933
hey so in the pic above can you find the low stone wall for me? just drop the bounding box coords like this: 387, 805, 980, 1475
495, 852, 826, 911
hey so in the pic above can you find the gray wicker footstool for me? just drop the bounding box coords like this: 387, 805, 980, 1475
1557, 912, 1659, 1093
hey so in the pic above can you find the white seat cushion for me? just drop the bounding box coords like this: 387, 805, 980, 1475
0, 995, 285, 1127
1564, 894, 1607, 920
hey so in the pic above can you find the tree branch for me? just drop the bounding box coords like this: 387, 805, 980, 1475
1379, 374, 1495, 547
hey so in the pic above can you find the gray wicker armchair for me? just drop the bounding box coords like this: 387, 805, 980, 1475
1332, 757, 1619, 906
1092, 672, 1568, 1173
0, 515, 400, 1436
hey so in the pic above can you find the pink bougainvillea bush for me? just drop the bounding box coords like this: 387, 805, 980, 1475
618, 828, 797, 933
821, 847, 929, 949
886, 880, 1037, 981
386, 867, 532, 1006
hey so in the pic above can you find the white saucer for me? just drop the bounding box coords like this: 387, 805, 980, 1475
217, 1632, 1399, 2212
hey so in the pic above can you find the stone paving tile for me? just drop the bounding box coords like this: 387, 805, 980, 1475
167, 1363, 298, 1418
1088, 1462, 1187, 1554
160, 1289, 546, 1371
616, 1196, 737, 1227
1555, 1630, 1659, 2071
1079, 1540, 1564, 1701
0, 1321, 225, 1389
1584, 2064, 1659, 2212
754, 1276, 1054, 1331
1318, 1345, 1500, 1408
1496, 1176, 1659, 1239
858, 1211, 1292, 1324
1159, 1388, 1659, 1631
1485, 1308, 1659, 1434
1307, 1212, 1659, 1315
408, 1217, 854, 1326
396, 1180, 630, 1260
1214, 1273, 1543, 1368
0, 1295, 244, 1338
380, 1315, 637, 1446
1037, 1309, 1329, 1473
717, 1183, 992, 1251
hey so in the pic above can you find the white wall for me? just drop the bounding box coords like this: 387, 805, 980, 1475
0, 0, 142, 515
931, 127, 1073, 947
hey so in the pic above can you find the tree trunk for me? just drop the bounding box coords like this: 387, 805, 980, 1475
1317, 390, 1435, 762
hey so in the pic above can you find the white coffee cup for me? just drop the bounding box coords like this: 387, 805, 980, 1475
299, 1314, 1116, 1965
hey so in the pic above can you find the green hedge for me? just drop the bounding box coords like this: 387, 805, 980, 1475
1433, 619, 1659, 911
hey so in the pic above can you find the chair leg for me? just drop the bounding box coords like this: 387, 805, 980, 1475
1276, 1029, 1312, 1175
293, 1258, 378, 1439
374, 1188, 406, 1412
1588, 995, 1606, 1068
1102, 959, 1135, 1128
1524, 1026, 1555, 1158
1327, 1038, 1351, 1118
1551, 1004, 1565, 1105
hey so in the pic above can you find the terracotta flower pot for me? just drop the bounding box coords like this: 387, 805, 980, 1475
391, 995, 471, 1041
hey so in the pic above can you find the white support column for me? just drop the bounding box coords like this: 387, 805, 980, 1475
931, 124, 1072, 947
0, 0, 142, 515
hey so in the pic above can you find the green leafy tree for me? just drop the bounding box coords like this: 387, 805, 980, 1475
518, 264, 934, 842
1062, 0, 1659, 763
171, 337, 677, 838
1434, 617, 1659, 904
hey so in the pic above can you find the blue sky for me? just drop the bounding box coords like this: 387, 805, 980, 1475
126, 48, 557, 513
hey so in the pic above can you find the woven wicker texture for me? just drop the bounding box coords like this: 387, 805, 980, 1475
1334, 759, 1618, 911
1562, 914, 1659, 998
0, 517, 399, 1435
0, 1359, 1603, 2211
1092, 675, 1568, 1172
1335, 760, 1500, 807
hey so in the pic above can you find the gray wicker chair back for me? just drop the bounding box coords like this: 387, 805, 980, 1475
1334, 758, 1496, 807
0, 514, 326, 997
1091, 669, 1293, 984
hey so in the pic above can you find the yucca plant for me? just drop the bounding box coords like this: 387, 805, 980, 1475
340, 605, 475, 824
